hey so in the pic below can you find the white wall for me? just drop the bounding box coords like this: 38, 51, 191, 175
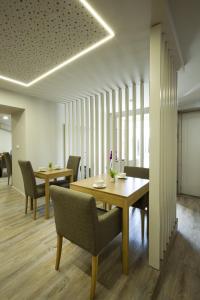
0, 129, 12, 153
0, 89, 65, 192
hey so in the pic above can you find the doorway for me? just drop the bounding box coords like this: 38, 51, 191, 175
178, 110, 200, 197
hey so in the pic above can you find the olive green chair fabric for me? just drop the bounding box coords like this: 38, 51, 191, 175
124, 166, 149, 209
50, 186, 122, 299
3, 152, 12, 185
18, 160, 45, 219
124, 166, 149, 239
53, 155, 81, 188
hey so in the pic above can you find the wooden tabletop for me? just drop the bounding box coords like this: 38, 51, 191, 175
70, 174, 149, 198
34, 168, 73, 180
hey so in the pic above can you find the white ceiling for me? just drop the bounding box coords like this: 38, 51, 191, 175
169, 0, 200, 107
0, 0, 151, 102
0, 0, 107, 83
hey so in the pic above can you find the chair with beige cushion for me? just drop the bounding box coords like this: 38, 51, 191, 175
124, 166, 149, 238
53, 155, 81, 187
50, 186, 122, 300
18, 160, 45, 220
3, 152, 12, 185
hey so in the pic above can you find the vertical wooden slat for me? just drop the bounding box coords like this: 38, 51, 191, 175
90, 96, 94, 176
95, 95, 99, 175
125, 86, 129, 165
85, 98, 89, 178
140, 82, 144, 167
106, 91, 110, 172
132, 83, 136, 166
118, 87, 122, 171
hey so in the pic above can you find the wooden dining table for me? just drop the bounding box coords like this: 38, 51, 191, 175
34, 168, 73, 219
70, 174, 149, 275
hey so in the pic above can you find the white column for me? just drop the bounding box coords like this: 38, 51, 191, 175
90, 96, 94, 176
149, 25, 162, 270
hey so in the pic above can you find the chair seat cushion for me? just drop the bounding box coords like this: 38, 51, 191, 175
50, 179, 70, 188
36, 183, 45, 198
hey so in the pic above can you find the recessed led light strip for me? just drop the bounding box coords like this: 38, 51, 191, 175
0, 0, 115, 88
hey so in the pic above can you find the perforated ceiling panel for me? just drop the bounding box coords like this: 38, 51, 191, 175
0, 0, 109, 83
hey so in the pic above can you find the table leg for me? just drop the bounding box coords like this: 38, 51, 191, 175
45, 178, 50, 219
122, 205, 129, 275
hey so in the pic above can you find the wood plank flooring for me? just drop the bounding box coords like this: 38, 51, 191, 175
153, 196, 200, 300
0, 179, 158, 300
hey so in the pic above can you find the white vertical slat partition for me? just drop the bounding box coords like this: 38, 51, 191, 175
106, 91, 110, 171
85, 98, 90, 177
80, 99, 85, 179
140, 82, 144, 167
95, 95, 99, 175
90, 96, 94, 176
65, 103, 69, 164
100, 93, 104, 174
111, 90, 116, 164
118, 87, 122, 171
149, 24, 178, 270
132, 83, 136, 165
125, 86, 129, 165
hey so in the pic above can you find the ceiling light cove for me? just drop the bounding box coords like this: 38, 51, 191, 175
0, 0, 115, 88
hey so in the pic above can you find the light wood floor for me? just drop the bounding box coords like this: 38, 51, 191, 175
154, 195, 200, 300
0, 179, 159, 300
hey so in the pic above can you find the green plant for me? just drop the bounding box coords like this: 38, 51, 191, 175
109, 168, 117, 178
48, 162, 52, 169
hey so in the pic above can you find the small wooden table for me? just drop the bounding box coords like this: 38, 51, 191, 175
34, 168, 73, 219
70, 174, 149, 275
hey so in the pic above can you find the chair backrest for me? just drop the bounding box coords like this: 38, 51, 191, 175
18, 160, 37, 198
67, 156, 81, 181
50, 186, 99, 255
3, 152, 12, 176
124, 166, 149, 179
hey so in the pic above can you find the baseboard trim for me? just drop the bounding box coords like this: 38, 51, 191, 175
12, 186, 25, 197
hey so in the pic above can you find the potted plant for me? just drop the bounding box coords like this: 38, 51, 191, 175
109, 168, 117, 182
48, 162, 53, 170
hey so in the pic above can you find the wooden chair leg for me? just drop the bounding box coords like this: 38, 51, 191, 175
102, 203, 107, 210
90, 256, 98, 300
30, 198, 33, 211
8, 176, 9, 185
25, 196, 28, 214
140, 210, 145, 242
108, 204, 112, 210
33, 199, 37, 220
55, 234, 63, 271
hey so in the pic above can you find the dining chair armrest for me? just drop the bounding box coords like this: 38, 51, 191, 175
98, 207, 122, 251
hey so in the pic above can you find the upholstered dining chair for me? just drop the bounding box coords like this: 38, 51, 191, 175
54, 155, 81, 187
18, 160, 45, 220
50, 186, 122, 300
124, 166, 149, 238
3, 152, 12, 185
